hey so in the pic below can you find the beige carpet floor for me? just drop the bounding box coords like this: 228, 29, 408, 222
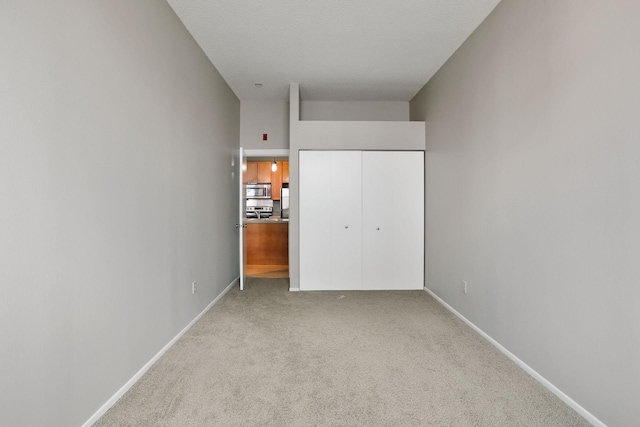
93, 278, 589, 427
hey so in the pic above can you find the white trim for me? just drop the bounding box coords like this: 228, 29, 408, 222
244, 148, 290, 158
289, 287, 300, 292
423, 287, 606, 427
82, 277, 239, 427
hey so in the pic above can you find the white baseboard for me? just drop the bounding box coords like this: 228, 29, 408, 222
289, 287, 300, 292
423, 287, 606, 427
82, 277, 239, 427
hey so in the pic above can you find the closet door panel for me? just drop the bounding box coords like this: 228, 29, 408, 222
363, 151, 424, 290
330, 151, 362, 290
299, 151, 333, 290
362, 152, 394, 289
390, 151, 424, 290
299, 151, 362, 290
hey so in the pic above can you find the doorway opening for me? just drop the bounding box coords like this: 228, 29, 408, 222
240, 149, 290, 282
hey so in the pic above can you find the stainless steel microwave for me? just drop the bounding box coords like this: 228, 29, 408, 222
245, 183, 271, 199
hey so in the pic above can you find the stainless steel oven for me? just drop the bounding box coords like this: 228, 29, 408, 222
245, 183, 271, 199
246, 199, 273, 218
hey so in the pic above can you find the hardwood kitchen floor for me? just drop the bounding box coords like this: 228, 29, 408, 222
246, 265, 289, 278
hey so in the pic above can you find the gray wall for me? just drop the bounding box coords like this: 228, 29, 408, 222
301, 101, 409, 121
240, 101, 290, 149
0, 1, 239, 426
410, 1, 640, 425
238, 101, 409, 151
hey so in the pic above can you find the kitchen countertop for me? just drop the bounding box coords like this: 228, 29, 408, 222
245, 215, 289, 224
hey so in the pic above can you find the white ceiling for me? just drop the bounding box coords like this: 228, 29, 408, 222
166, 0, 501, 101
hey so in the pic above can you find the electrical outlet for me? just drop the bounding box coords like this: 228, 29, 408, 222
192, 281, 197, 295
463, 280, 468, 294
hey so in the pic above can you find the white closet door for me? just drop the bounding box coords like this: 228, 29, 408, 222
299, 151, 362, 290
299, 151, 331, 290
362, 151, 424, 290
329, 151, 363, 290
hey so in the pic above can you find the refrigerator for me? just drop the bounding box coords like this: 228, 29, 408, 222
281, 184, 289, 219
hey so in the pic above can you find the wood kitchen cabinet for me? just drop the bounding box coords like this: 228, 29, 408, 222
281, 161, 289, 183
257, 161, 271, 183
271, 163, 283, 201
243, 162, 258, 183
244, 161, 271, 183
246, 223, 288, 265
271, 161, 289, 201
299, 150, 424, 291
